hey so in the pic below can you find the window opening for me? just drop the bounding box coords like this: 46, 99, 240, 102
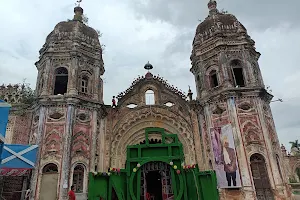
54, 67, 68, 95
81, 76, 88, 93
73, 165, 84, 193
209, 70, 219, 88
42, 163, 58, 174
233, 68, 245, 87
145, 90, 155, 105
230, 60, 245, 87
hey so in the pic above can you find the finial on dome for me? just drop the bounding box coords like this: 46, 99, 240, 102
208, 0, 218, 15
187, 85, 193, 101
76, 0, 82, 7
73, 0, 84, 22
144, 61, 153, 71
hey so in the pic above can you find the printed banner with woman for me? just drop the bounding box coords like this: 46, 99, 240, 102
210, 124, 241, 188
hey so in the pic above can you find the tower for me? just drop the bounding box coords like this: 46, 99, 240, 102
190, 1, 291, 199
30, 4, 105, 200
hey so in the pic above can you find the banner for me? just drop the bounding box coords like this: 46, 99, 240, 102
0, 100, 11, 142
210, 124, 241, 188
0, 144, 38, 169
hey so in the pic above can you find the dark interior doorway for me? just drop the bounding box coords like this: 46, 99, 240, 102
146, 171, 162, 200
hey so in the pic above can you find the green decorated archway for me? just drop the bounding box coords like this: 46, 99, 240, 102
88, 128, 219, 200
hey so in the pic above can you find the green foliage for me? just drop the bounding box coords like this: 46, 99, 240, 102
82, 14, 89, 24
20, 83, 35, 105
290, 140, 300, 149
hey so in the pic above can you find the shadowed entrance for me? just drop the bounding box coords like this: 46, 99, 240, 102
146, 171, 162, 200
141, 162, 173, 200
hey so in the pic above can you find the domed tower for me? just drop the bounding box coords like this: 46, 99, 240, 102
191, 1, 291, 199
36, 6, 104, 100
30, 5, 106, 200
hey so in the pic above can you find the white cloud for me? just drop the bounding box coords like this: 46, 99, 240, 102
0, 0, 299, 151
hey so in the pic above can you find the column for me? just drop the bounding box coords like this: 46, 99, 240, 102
90, 110, 98, 172
69, 54, 78, 95
59, 104, 75, 199
98, 118, 106, 172
227, 97, 254, 198
256, 101, 278, 187
93, 67, 100, 100
29, 106, 46, 200
41, 58, 51, 96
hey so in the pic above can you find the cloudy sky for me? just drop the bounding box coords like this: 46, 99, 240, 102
0, 0, 299, 150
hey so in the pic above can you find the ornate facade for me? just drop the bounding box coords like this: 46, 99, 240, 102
0, 1, 297, 200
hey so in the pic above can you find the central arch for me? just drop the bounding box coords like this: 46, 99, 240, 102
110, 108, 195, 168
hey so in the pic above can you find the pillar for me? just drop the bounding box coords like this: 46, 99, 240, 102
69, 54, 78, 95
41, 58, 51, 96
30, 106, 46, 200
59, 104, 75, 199
90, 110, 98, 172
98, 118, 106, 172
227, 97, 254, 197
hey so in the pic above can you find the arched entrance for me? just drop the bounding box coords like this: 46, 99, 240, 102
250, 154, 274, 200
39, 163, 59, 200
140, 162, 174, 200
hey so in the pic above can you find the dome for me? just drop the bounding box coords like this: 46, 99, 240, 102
193, 0, 247, 44
41, 6, 102, 55
46, 20, 99, 42
196, 13, 245, 35
44, 6, 99, 45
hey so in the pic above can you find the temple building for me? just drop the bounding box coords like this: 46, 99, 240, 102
0, 0, 299, 200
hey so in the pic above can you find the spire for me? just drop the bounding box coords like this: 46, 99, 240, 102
73, 0, 84, 22
208, 0, 218, 15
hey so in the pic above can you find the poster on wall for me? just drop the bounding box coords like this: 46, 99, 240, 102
210, 124, 242, 188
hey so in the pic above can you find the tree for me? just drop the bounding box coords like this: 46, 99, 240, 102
289, 140, 300, 149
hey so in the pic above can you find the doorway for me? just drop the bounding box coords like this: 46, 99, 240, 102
141, 162, 174, 200
146, 171, 162, 200
250, 154, 274, 200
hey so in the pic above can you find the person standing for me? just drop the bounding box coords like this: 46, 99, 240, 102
68, 185, 76, 200
222, 136, 237, 187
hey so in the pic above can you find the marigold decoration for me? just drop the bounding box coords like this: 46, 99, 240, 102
183, 164, 196, 170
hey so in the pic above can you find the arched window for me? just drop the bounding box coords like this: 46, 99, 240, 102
230, 60, 245, 87
54, 67, 68, 95
209, 70, 219, 88
145, 90, 155, 105
73, 164, 84, 193
42, 163, 58, 174
81, 75, 89, 94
